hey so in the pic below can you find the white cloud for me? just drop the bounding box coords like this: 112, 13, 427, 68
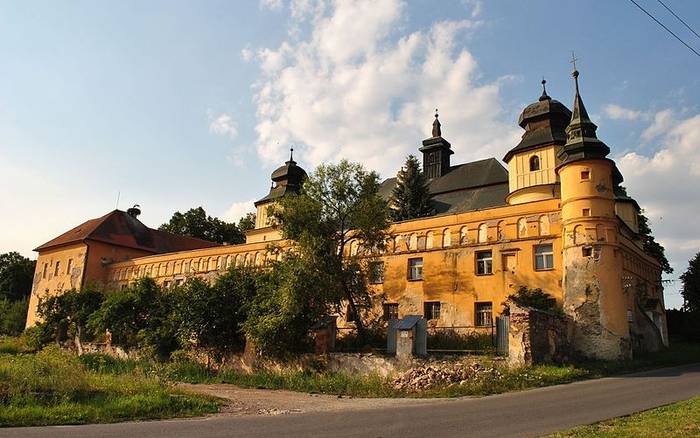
603, 104, 647, 121
208, 112, 238, 139
248, 0, 518, 177
616, 109, 700, 307
240, 47, 254, 62
260, 0, 284, 10
222, 199, 256, 223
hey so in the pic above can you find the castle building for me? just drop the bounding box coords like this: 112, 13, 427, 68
26, 70, 667, 360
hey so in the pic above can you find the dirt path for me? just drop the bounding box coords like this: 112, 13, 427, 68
178, 383, 437, 416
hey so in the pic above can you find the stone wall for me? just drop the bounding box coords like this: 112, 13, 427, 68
508, 303, 574, 366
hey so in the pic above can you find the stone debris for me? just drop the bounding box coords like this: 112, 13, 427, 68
392, 360, 502, 391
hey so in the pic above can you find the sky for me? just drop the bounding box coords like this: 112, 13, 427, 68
1, 0, 699, 308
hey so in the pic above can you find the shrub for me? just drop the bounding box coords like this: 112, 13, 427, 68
427, 330, 494, 352
506, 286, 562, 314
38, 288, 104, 345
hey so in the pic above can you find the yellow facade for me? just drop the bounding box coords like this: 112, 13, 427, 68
26, 73, 667, 360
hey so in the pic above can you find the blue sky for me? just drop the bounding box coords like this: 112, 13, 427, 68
2, 0, 699, 308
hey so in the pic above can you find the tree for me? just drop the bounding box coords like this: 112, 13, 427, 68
37, 288, 104, 353
0, 252, 36, 301
173, 268, 256, 360
159, 207, 245, 244
638, 211, 673, 274
244, 254, 329, 356
681, 252, 700, 313
237, 212, 256, 233
273, 160, 391, 342
88, 278, 178, 357
0, 298, 29, 336
389, 155, 433, 221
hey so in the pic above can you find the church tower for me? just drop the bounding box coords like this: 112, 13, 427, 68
556, 66, 631, 360
419, 110, 453, 179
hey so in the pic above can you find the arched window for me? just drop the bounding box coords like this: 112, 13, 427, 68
426, 231, 434, 249
478, 223, 488, 243
442, 228, 452, 247
539, 215, 550, 236
529, 155, 540, 171
460, 226, 469, 244
517, 218, 528, 238
409, 234, 417, 251
497, 221, 505, 241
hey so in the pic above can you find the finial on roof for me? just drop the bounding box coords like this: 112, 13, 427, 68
539, 77, 551, 101
432, 108, 442, 137
570, 52, 580, 93
287, 146, 295, 164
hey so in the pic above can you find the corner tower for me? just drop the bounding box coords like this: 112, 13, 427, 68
505, 79, 572, 204
556, 67, 630, 360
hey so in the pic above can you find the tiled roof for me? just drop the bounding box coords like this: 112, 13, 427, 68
34, 210, 220, 253
379, 158, 509, 215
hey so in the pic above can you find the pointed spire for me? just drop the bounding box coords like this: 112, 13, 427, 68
432, 109, 442, 137
558, 58, 610, 164
539, 78, 551, 101
287, 146, 296, 164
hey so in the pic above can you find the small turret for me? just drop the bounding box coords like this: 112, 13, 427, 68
419, 110, 453, 179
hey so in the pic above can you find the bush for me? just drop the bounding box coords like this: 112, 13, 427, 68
0, 298, 28, 336
506, 286, 562, 314
20, 324, 52, 352
427, 330, 494, 352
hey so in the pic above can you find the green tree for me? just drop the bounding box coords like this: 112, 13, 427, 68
88, 278, 178, 357
173, 269, 256, 359
273, 160, 390, 342
237, 212, 256, 233
243, 254, 329, 356
638, 211, 673, 274
681, 252, 700, 313
37, 288, 104, 352
390, 155, 433, 221
0, 252, 36, 301
0, 298, 29, 336
159, 207, 245, 244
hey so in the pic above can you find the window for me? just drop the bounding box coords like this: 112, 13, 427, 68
424, 301, 441, 320
529, 155, 540, 171
581, 170, 590, 181
476, 251, 493, 275
163, 280, 172, 289
582, 246, 593, 257
408, 258, 423, 280
383, 303, 399, 321
475, 302, 493, 327
369, 262, 384, 284
175, 279, 184, 287
534, 244, 554, 270
478, 223, 488, 243
42, 263, 48, 279
582, 208, 591, 217
54, 261, 60, 276
66, 259, 73, 275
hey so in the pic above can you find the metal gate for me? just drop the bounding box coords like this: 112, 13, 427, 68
496, 316, 509, 356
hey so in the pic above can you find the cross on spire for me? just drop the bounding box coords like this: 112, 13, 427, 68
570, 51, 579, 71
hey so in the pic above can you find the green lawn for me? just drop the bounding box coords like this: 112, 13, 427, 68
551, 397, 700, 437
0, 339, 220, 427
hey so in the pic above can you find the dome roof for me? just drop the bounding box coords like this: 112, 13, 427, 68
503, 80, 572, 163
271, 158, 307, 183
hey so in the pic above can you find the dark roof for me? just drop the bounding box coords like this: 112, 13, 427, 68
397, 315, 423, 330
255, 158, 307, 206
35, 210, 221, 253
379, 158, 509, 216
504, 95, 571, 162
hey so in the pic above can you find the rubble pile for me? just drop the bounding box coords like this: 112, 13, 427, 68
392, 361, 502, 391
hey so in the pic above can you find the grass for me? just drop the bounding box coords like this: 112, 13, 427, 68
75, 342, 700, 399
0, 341, 220, 427
550, 396, 700, 437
